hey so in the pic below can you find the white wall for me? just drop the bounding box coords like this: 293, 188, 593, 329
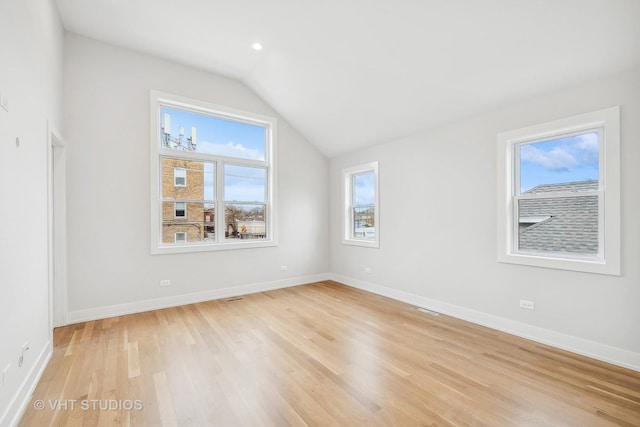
0, 0, 64, 425
330, 68, 640, 369
64, 34, 329, 319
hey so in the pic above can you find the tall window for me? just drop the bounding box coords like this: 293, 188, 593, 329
150, 91, 277, 254
342, 162, 379, 248
497, 106, 620, 275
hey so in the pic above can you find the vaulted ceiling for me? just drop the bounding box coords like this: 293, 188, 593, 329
55, 0, 640, 157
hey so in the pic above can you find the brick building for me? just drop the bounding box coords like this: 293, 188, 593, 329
161, 157, 212, 243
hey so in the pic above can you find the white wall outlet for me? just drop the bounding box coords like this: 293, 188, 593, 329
520, 299, 535, 310
364, 266, 371, 273
159, 279, 171, 287
280, 265, 288, 271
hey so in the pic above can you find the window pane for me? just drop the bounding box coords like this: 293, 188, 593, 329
224, 165, 266, 202
353, 171, 375, 205
162, 202, 215, 244
225, 204, 266, 240
162, 158, 214, 201
518, 195, 598, 255
160, 107, 266, 161
519, 131, 599, 194
353, 206, 375, 240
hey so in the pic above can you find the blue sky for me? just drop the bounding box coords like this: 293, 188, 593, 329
519, 131, 599, 193
354, 172, 375, 205
160, 106, 266, 161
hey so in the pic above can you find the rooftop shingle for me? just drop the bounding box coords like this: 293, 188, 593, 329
519, 180, 598, 254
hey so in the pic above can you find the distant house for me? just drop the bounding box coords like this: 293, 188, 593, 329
518, 180, 598, 254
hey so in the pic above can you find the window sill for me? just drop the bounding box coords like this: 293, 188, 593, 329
498, 252, 619, 276
342, 238, 379, 249
151, 239, 278, 255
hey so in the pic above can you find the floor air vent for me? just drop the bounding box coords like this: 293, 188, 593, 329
225, 297, 244, 303
415, 307, 439, 316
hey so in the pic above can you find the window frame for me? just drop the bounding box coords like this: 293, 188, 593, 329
497, 106, 620, 275
342, 161, 380, 248
150, 90, 278, 254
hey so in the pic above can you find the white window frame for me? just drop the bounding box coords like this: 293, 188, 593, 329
150, 90, 278, 254
175, 232, 187, 243
342, 161, 379, 248
497, 106, 620, 275
174, 167, 186, 187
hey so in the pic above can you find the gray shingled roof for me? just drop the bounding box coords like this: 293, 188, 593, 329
519, 180, 598, 254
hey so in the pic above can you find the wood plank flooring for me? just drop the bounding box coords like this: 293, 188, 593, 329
20, 281, 640, 426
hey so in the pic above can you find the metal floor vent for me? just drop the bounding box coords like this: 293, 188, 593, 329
225, 297, 244, 303
415, 307, 440, 316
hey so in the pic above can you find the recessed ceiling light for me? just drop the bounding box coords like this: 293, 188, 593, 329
252, 42, 263, 51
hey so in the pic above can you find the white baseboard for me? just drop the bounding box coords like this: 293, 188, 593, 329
329, 273, 640, 372
67, 273, 330, 324
0, 340, 52, 427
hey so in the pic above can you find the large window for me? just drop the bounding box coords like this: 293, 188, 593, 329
150, 91, 277, 254
497, 106, 620, 275
342, 162, 379, 248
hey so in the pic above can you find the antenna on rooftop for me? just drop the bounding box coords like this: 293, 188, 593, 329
160, 112, 197, 152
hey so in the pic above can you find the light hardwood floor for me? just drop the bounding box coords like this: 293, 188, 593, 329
20, 281, 640, 426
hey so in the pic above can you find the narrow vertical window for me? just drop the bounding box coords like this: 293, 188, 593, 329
343, 162, 379, 248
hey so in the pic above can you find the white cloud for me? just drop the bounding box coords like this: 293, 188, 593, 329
521, 145, 577, 171
520, 133, 599, 171
196, 140, 263, 160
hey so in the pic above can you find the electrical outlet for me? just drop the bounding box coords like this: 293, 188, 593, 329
519, 299, 535, 310
364, 266, 371, 273
159, 279, 171, 287
280, 265, 288, 271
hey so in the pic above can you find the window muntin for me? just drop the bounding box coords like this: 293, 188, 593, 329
342, 162, 379, 248
150, 91, 277, 253
497, 106, 620, 275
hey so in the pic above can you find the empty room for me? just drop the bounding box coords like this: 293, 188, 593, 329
1, 0, 640, 425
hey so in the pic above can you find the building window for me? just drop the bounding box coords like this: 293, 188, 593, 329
175, 232, 187, 243
342, 161, 379, 248
174, 167, 186, 187
174, 202, 186, 218
150, 91, 277, 254
497, 106, 620, 275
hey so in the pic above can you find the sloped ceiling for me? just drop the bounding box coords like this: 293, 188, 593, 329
55, 0, 640, 157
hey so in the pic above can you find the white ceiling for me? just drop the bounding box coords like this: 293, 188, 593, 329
55, 0, 640, 158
